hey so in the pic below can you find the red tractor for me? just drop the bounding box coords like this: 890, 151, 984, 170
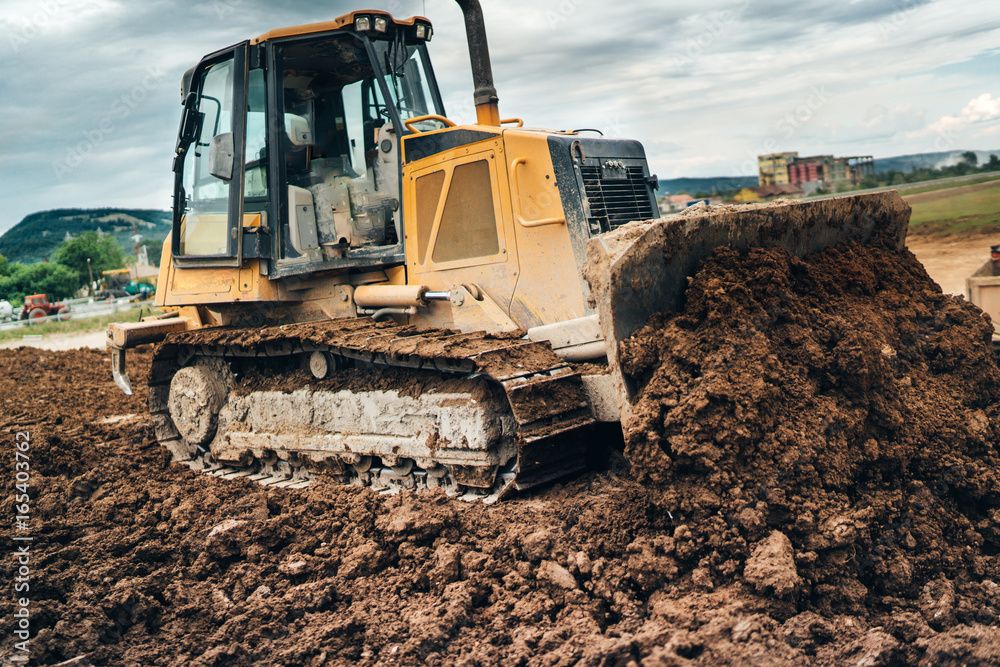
20, 294, 70, 321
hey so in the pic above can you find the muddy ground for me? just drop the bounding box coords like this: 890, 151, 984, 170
3, 238, 1000, 665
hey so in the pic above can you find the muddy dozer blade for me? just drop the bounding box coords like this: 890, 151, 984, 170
583, 191, 911, 422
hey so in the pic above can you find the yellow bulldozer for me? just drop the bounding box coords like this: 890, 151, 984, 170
108, 1, 910, 500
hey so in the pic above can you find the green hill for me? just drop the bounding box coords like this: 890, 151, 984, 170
0, 208, 171, 264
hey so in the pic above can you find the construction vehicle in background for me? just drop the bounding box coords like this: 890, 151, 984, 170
101, 268, 156, 300
966, 243, 1000, 350
22, 294, 71, 320
108, 1, 911, 499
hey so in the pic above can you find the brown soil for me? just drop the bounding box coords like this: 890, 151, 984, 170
2, 240, 1000, 665
621, 239, 1000, 661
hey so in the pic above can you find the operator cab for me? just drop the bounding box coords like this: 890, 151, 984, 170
171, 12, 443, 278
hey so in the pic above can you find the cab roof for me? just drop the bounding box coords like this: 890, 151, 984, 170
251, 10, 430, 45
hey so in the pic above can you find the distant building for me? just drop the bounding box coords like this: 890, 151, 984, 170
658, 194, 698, 214
759, 152, 875, 190
758, 152, 798, 185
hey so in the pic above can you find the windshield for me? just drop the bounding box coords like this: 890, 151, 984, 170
369, 39, 444, 126
273, 32, 444, 266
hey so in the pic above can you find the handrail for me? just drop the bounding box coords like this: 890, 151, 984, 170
511, 158, 566, 228
403, 114, 457, 133
500, 118, 524, 128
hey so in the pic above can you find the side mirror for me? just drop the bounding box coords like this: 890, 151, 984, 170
209, 132, 234, 181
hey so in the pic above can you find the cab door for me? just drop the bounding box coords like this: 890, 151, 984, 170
402, 139, 518, 326
171, 43, 248, 267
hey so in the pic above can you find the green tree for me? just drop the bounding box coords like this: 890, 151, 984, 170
986, 154, 1000, 171
52, 231, 126, 288
0, 262, 78, 305
961, 151, 978, 167
0, 253, 10, 277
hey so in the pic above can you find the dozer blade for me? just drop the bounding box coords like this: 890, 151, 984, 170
583, 191, 911, 423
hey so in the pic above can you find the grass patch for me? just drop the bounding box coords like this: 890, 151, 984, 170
0, 305, 154, 345
907, 183, 1000, 236
899, 175, 1000, 196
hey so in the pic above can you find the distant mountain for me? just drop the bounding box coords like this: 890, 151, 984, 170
874, 149, 1000, 174
0, 208, 171, 265
656, 176, 758, 196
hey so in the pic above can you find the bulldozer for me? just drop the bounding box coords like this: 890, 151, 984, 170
108, 1, 910, 500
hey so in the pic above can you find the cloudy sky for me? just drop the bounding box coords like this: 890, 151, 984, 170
2, 0, 999, 234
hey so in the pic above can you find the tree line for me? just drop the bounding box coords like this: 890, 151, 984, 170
857, 151, 1000, 190
0, 232, 126, 306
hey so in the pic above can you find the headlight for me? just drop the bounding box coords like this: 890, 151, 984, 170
415, 25, 426, 39
374, 17, 388, 32
355, 16, 371, 31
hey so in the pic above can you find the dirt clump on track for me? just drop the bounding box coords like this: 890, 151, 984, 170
2, 239, 1000, 665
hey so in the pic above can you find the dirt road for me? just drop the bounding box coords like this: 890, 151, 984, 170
907, 233, 994, 296
0, 329, 107, 351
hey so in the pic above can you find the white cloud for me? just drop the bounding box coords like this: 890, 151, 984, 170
922, 93, 1000, 148
2, 0, 1000, 233
960, 93, 1000, 123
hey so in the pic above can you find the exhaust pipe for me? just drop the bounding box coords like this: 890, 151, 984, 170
455, 0, 500, 126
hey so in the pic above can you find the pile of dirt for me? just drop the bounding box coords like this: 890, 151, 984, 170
621, 240, 1000, 639
2, 239, 999, 666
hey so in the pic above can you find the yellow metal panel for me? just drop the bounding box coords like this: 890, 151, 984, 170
501, 130, 588, 328
170, 266, 233, 298
158, 214, 286, 307
384, 264, 406, 286
154, 234, 172, 308
402, 137, 518, 330
401, 127, 590, 331
449, 287, 519, 334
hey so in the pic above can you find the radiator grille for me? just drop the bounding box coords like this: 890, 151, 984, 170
580, 165, 655, 233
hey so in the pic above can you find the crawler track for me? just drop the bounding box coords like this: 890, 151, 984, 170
148, 318, 595, 500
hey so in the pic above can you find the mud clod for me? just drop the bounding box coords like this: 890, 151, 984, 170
744, 531, 800, 596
